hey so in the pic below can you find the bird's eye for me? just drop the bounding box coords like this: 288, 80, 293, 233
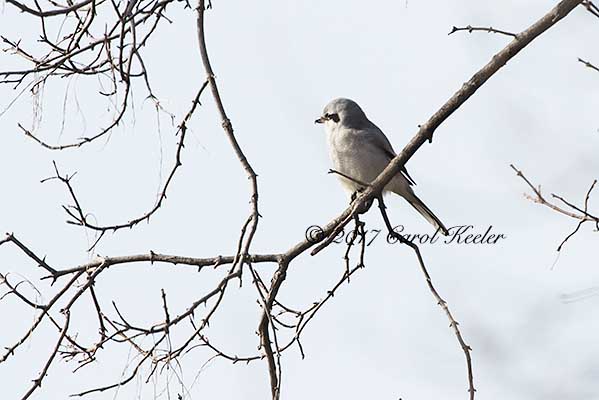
325, 113, 340, 123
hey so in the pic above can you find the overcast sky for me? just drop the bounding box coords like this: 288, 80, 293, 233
1, 1, 599, 399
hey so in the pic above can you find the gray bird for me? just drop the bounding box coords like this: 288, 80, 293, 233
315, 98, 449, 236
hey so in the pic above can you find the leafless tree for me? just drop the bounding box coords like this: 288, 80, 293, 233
0, 1, 593, 399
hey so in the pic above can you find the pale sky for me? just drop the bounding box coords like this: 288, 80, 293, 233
1, 1, 599, 399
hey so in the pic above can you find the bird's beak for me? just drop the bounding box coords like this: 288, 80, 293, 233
314, 116, 325, 124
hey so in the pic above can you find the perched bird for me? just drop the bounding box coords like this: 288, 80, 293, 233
315, 98, 449, 235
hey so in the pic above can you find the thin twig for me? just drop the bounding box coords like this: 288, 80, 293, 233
449, 25, 518, 38
196, 0, 260, 280
20, 311, 70, 400
511, 164, 598, 251
377, 196, 475, 399
578, 57, 599, 73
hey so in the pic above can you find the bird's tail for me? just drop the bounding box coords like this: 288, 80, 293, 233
404, 193, 449, 236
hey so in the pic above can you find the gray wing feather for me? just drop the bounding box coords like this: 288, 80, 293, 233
365, 123, 417, 186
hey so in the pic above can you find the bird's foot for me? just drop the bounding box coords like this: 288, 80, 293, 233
350, 189, 373, 214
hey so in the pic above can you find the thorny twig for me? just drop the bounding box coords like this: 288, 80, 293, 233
511, 164, 598, 251
377, 196, 476, 399
2, 0, 177, 149
196, 0, 260, 283
42, 81, 209, 247
449, 25, 518, 38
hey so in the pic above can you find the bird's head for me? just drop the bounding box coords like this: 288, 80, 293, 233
315, 98, 368, 129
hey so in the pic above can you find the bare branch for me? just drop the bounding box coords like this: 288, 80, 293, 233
449, 25, 518, 38
578, 57, 599, 73
44, 82, 209, 241
2, 233, 57, 274
377, 197, 475, 398
511, 164, 598, 251
20, 311, 71, 400
47, 251, 280, 280
6, 0, 94, 17
196, 0, 260, 279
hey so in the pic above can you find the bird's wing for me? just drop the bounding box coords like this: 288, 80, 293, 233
366, 125, 417, 186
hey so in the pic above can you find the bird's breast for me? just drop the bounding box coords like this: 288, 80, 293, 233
326, 128, 384, 184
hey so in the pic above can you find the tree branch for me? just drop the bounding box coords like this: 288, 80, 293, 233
511, 164, 598, 251
578, 57, 599, 72
449, 25, 518, 38
196, 0, 260, 280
